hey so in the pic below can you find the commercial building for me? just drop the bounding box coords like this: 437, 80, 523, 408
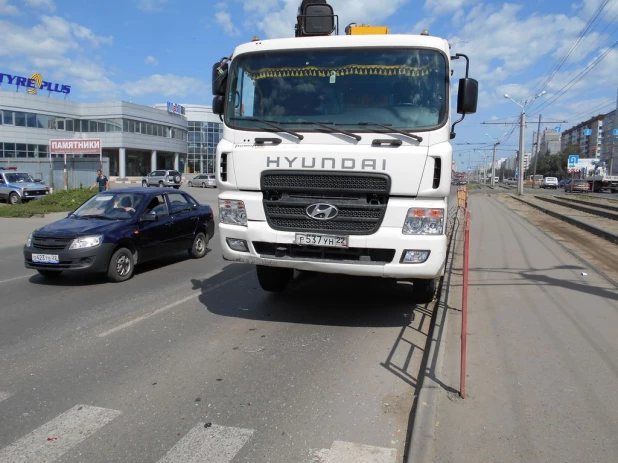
0, 90, 188, 179
154, 104, 223, 174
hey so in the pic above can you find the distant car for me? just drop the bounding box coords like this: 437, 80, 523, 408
541, 177, 559, 189
142, 170, 182, 189
188, 174, 217, 188
564, 179, 590, 193
559, 179, 568, 188
504, 177, 518, 185
0, 170, 50, 205
23, 189, 215, 282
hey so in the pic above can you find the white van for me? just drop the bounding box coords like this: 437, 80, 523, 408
541, 177, 559, 189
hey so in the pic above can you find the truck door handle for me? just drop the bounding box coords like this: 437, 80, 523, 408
255, 137, 282, 145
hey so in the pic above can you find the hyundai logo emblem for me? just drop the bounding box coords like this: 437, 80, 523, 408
305, 203, 339, 220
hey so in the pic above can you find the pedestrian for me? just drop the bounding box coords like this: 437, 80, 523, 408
90, 169, 109, 192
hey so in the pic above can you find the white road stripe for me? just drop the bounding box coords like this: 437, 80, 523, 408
0, 391, 12, 403
0, 404, 121, 463
156, 423, 254, 463
0, 275, 31, 285
314, 440, 396, 463
97, 269, 253, 338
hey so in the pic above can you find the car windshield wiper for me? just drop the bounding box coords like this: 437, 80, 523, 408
290, 120, 361, 141
230, 117, 304, 141
76, 214, 116, 220
353, 122, 423, 142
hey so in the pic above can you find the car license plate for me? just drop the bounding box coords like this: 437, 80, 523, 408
32, 253, 59, 264
295, 233, 348, 247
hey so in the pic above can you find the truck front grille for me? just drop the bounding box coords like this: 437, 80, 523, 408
261, 171, 390, 236
253, 242, 396, 264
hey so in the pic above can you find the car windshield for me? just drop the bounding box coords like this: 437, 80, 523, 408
72, 192, 145, 219
4, 172, 35, 183
226, 47, 448, 132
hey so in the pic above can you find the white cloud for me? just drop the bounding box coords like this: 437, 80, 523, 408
71, 23, 113, 47
0, 0, 19, 16
123, 74, 209, 98
215, 10, 240, 37
137, 0, 167, 12
424, 0, 474, 16
145, 55, 159, 66
24, 0, 55, 11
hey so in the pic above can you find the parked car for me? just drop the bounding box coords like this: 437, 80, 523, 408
23, 189, 215, 282
564, 179, 590, 193
188, 174, 217, 188
559, 179, 569, 188
541, 177, 559, 189
0, 170, 50, 205
142, 170, 182, 188
504, 177, 518, 185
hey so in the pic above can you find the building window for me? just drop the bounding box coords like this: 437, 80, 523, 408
81, 120, 90, 132
66, 119, 74, 131
3, 111, 13, 125
14, 112, 26, 127
26, 113, 37, 128
38, 145, 48, 158
57, 119, 65, 131
129, 120, 135, 133
4, 143, 15, 157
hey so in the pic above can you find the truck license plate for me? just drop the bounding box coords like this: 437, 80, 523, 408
295, 233, 348, 248
32, 253, 59, 264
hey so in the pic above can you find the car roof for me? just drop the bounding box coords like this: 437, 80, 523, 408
97, 188, 182, 196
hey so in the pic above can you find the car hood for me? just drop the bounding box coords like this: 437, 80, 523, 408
34, 217, 125, 237
9, 182, 44, 189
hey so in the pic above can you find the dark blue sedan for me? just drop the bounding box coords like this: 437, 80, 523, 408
23, 188, 215, 282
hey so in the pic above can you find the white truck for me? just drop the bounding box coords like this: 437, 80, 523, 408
584, 164, 618, 193
210, 0, 478, 301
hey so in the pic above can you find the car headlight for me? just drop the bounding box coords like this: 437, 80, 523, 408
69, 235, 103, 250
219, 199, 247, 226
26, 232, 34, 248
403, 208, 444, 235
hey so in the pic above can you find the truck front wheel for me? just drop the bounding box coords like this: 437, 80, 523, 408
256, 265, 293, 293
413, 278, 437, 303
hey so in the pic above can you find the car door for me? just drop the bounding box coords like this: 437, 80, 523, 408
135, 194, 174, 261
165, 192, 199, 252
0, 174, 8, 201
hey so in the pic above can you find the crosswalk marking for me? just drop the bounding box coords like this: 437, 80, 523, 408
0, 404, 121, 463
0, 392, 12, 404
314, 440, 397, 463
156, 423, 254, 463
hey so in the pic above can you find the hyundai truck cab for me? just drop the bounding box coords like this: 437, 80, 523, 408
211, 0, 478, 300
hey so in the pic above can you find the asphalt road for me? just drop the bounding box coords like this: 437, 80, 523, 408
0, 184, 458, 462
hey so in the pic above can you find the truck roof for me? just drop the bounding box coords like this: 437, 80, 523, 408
232, 33, 450, 57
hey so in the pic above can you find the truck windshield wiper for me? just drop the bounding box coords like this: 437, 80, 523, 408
354, 122, 423, 142
292, 120, 362, 141
230, 117, 304, 141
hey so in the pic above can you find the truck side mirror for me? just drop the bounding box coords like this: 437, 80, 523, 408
212, 95, 225, 115
457, 78, 478, 115
212, 60, 228, 96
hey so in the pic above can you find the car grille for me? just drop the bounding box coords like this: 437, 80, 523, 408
261, 171, 390, 235
253, 242, 396, 264
23, 190, 48, 197
32, 235, 72, 251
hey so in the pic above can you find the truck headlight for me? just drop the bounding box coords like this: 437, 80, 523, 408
219, 199, 247, 226
403, 208, 444, 235
26, 232, 33, 248
69, 235, 103, 250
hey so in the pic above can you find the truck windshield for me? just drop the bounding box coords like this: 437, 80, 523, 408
226, 47, 448, 132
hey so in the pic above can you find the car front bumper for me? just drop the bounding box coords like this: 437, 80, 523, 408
24, 243, 116, 273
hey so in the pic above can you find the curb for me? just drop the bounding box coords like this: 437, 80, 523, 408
406, 208, 464, 463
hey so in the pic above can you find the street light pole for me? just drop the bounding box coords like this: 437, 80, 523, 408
485, 133, 504, 187
504, 90, 546, 195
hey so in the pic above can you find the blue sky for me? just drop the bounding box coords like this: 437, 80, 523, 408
0, 0, 617, 170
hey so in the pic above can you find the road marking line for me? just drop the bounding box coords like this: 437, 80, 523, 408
0, 391, 12, 403
314, 440, 396, 463
156, 423, 254, 463
0, 404, 121, 463
0, 275, 31, 285
97, 269, 253, 338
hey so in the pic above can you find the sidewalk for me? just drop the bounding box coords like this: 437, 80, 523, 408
0, 212, 66, 250
429, 195, 618, 462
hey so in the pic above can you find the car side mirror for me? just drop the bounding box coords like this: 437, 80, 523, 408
212, 95, 225, 115
457, 78, 478, 114
141, 212, 158, 223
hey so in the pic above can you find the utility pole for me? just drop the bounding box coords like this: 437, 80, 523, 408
532, 114, 542, 189
518, 111, 525, 194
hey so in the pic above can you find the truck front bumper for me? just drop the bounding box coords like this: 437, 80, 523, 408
219, 221, 447, 279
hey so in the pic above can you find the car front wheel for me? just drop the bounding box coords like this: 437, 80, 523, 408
189, 232, 208, 258
142, 180, 148, 187
107, 247, 134, 282
9, 192, 21, 205
202, 182, 206, 188
413, 278, 437, 303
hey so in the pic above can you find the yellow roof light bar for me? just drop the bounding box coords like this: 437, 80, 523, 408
345, 24, 389, 35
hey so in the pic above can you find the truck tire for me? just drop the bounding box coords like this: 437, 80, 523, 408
256, 265, 293, 293
413, 278, 437, 303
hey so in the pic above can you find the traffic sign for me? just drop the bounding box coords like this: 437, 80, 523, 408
584, 128, 592, 136
614, 129, 618, 136
568, 155, 579, 165
555, 126, 561, 133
